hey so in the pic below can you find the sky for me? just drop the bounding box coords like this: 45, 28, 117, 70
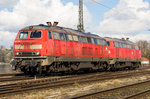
0, 0, 150, 48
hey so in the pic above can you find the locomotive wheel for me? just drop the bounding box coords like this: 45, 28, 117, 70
71, 64, 78, 71
20, 66, 28, 75
128, 64, 135, 70
70, 62, 79, 73
102, 63, 108, 71
37, 65, 42, 75
110, 64, 116, 72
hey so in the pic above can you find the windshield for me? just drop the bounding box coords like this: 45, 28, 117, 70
18, 32, 28, 39
30, 31, 42, 38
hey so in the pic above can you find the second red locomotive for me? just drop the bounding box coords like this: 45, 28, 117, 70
11, 22, 141, 74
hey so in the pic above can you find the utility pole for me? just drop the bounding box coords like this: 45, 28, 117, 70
77, 0, 84, 32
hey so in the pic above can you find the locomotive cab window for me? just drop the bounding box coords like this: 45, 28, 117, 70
18, 32, 28, 39
30, 31, 42, 38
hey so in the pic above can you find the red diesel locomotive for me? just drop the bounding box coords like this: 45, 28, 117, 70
105, 37, 141, 71
11, 22, 141, 74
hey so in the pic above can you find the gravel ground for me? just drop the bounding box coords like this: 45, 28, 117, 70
1, 73, 150, 99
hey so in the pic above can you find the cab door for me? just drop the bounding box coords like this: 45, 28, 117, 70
115, 42, 119, 58
112, 41, 116, 58
99, 39, 103, 57
47, 31, 54, 56
103, 40, 108, 58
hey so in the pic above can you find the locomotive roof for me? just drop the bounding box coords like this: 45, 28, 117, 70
104, 37, 136, 45
21, 24, 103, 39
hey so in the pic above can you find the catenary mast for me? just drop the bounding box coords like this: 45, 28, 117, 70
77, 0, 84, 32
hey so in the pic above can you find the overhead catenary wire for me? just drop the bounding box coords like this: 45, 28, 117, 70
91, 0, 112, 10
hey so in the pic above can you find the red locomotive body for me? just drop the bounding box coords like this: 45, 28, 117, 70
11, 24, 141, 74
105, 37, 141, 70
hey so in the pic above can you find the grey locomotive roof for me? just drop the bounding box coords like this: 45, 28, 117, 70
104, 37, 136, 45
21, 24, 103, 39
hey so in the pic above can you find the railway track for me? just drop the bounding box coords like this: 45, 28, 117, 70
0, 67, 149, 83
124, 89, 150, 99
0, 76, 34, 82
0, 72, 23, 77
70, 80, 150, 99
0, 66, 149, 83
0, 68, 150, 97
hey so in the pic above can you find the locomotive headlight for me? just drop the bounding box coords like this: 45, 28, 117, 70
106, 47, 108, 51
16, 52, 20, 55
132, 52, 133, 55
36, 51, 40, 55
108, 50, 111, 54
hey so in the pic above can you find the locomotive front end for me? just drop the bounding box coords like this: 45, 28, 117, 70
11, 26, 50, 74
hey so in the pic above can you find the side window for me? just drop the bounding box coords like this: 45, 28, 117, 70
93, 38, 97, 44
48, 31, 52, 39
53, 32, 60, 40
107, 42, 110, 46
103, 40, 107, 45
135, 45, 139, 50
118, 43, 121, 48
113, 42, 115, 47
126, 44, 128, 48
127, 45, 129, 49
119, 43, 123, 48
120, 43, 123, 48
122, 43, 125, 48
99, 39, 103, 45
59, 33, 66, 40
81, 37, 88, 43
78, 36, 82, 42
97, 39, 100, 45
91, 38, 94, 44
115, 42, 119, 47
122, 43, 126, 48
129, 45, 131, 49
73, 35, 78, 42
115, 42, 117, 47
131, 45, 135, 49
68, 35, 73, 41
64, 34, 68, 41
87, 37, 92, 43
123, 44, 126, 48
